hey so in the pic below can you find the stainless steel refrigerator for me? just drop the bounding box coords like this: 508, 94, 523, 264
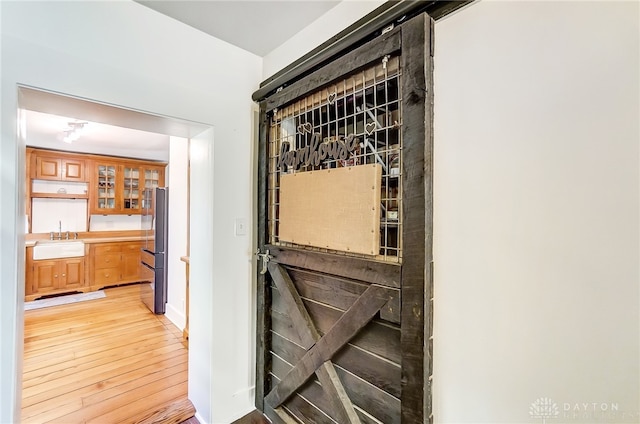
140, 187, 168, 314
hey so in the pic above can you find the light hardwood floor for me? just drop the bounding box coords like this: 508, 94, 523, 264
22, 284, 191, 424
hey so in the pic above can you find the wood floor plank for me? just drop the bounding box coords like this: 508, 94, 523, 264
22, 285, 192, 424
23, 332, 178, 379
134, 397, 197, 424
24, 316, 165, 356
23, 341, 182, 392
24, 325, 173, 366
23, 344, 186, 403
24, 312, 156, 344
90, 381, 188, 424
22, 358, 188, 420
36, 371, 188, 423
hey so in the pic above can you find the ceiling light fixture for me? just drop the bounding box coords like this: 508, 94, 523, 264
62, 121, 87, 143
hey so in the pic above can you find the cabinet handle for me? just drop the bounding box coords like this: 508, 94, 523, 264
105, 274, 110, 278
54, 274, 58, 278
62, 274, 66, 277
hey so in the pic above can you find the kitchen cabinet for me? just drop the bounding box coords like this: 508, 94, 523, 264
26, 149, 165, 226
93, 161, 119, 213
34, 155, 86, 182
27, 256, 85, 298
90, 241, 144, 290
90, 160, 164, 215
122, 166, 141, 211
121, 242, 143, 281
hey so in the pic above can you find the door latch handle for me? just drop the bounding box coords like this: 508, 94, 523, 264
255, 249, 273, 275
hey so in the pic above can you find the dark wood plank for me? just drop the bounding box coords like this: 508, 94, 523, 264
271, 290, 401, 364
315, 363, 361, 424
284, 388, 336, 424
268, 375, 336, 424
263, 399, 292, 424
271, 354, 397, 424
253, 1, 473, 101
287, 267, 400, 324
231, 409, 270, 424
268, 263, 318, 349
336, 363, 401, 424
270, 360, 383, 424
267, 263, 360, 423
265, 285, 390, 408
399, 12, 434, 423
271, 289, 401, 364
256, 102, 270, 413
271, 330, 401, 399
265, 29, 401, 111
268, 245, 400, 288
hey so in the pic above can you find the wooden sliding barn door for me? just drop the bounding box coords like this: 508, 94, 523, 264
256, 13, 433, 424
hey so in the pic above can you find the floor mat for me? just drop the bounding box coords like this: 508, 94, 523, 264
25, 290, 106, 311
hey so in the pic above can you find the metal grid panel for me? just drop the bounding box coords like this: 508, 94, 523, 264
268, 55, 402, 263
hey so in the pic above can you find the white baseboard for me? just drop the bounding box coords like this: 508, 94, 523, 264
194, 411, 208, 424
164, 302, 185, 331
226, 405, 258, 423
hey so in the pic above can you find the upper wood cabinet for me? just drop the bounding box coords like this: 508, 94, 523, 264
90, 159, 165, 215
35, 155, 86, 182
26, 148, 166, 218
93, 160, 120, 213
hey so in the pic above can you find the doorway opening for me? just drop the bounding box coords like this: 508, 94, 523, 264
16, 85, 214, 421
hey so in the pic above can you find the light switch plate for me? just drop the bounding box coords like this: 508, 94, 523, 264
235, 218, 247, 236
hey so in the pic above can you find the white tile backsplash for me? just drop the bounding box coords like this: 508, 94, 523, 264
89, 214, 142, 231
32, 199, 88, 233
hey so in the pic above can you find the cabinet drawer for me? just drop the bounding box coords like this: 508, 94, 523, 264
95, 244, 121, 255
94, 267, 119, 285
95, 253, 120, 269
122, 243, 142, 253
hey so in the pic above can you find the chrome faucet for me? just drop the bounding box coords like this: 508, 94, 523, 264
58, 221, 62, 240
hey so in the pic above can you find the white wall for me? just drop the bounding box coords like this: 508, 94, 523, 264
166, 137, 189, 331
0, 2, 261, 423
262, 0, 385, 79
434, 1, 639, 423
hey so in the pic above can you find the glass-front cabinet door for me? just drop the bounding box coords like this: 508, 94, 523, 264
90, 161, 164, 214
96, 163, 117, 212
144, 168, 161, 189
122, 166, 141, 211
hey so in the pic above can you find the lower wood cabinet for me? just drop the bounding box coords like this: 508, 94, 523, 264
25, 249, 86, 300
90, 241, 144, 290
25, 240, 144, 301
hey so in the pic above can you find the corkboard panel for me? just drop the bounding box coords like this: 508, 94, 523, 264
279, 164, 381, 255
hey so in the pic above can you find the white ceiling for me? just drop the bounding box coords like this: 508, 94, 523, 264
20, 87, 209, 161
24, 1, 341, 159
135, 0, 340, 56
25, 110, 171, 160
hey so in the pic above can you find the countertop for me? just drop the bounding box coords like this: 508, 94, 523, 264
26, 236, 145, 247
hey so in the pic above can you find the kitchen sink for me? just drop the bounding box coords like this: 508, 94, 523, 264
33, 240, 85, 260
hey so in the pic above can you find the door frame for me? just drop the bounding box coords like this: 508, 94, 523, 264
12, 86, 216, 423
255, 12, 434, 423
